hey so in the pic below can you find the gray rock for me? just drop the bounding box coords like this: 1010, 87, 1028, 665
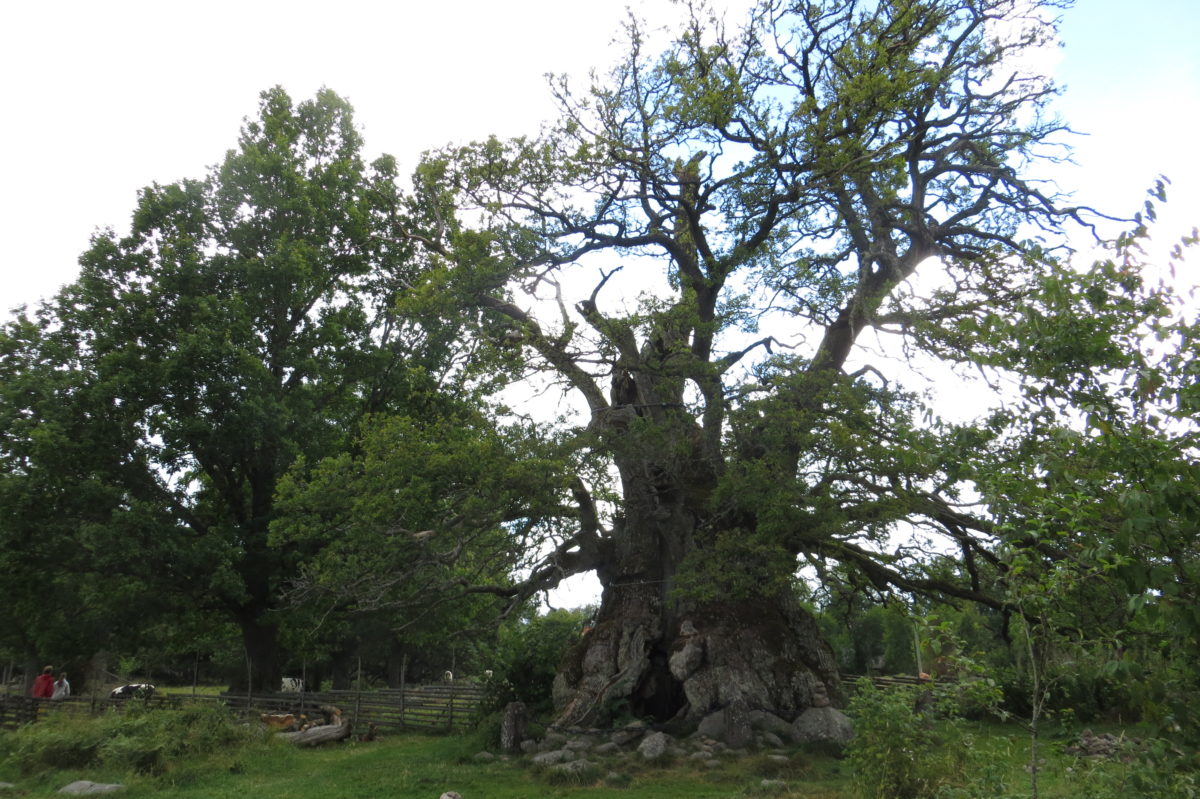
564, 738, 593, 752
0, 784, 15, 792
767, 754, 790, 763
551, 759, 595, 777
703, 758, 721, 769
58, 783, 124, 795
689, 750, 711, 760
760, 778, 788, 791
749, 709, 796, 740
610, 721, 645, 746
792, 706, 854, 747
542, 731, 569, 749
760, 731, 786, 749
592, 741, 620, 756
668, 634, 704, 681
810, 680, 833, 708
519, 739, 539, 755
499, 701, 529, 753
531, 749, 575, 766
723, 699, 753, 749
604, 771, 631, 787
439, 793, 463, 799
472, 751, 496, 762
696, 709, 725, 740
637, 731, 672, 760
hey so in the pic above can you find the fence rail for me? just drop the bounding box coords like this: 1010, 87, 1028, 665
217, 684, 485, 732
0, 684, 485, 733
840, 672, 933, 689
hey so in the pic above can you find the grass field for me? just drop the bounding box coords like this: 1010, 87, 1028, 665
0, 711, 1166, 799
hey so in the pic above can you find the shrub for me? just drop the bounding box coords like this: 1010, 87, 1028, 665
0, 702, 258, 777
846, 680, 974, 799
485, 607, 591, 714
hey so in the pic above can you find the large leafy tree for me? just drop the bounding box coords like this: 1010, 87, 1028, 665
391, 0, 1182, 726
9, 88, 460, 691
270, 407, 582, 685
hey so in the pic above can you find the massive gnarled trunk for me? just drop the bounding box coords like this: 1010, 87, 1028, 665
550, 401, 839, 727
552, 575, 840, 727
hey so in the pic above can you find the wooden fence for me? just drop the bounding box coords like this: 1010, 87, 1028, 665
0, 693, 181, 729
841, 673, 931, 689
217, 683, 485, 732
2, 676, 927, 732
0, 684, 484, 733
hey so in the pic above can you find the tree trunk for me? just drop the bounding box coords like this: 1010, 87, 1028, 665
330, 648, 355, 690
21, 652, 37, 696
552, 571, 839, 727
551, 441, 840, 728
386, 639, 405, 689
278, 720, 352, 747
229, 614, 282, 694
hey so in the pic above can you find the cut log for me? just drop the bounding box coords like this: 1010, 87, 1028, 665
278, 720, 352, 747
261, 713, 298, 731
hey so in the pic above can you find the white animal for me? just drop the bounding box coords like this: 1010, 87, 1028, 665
110, 683, 154, 699
280, 677, 304, 692
442, 670, 453, 683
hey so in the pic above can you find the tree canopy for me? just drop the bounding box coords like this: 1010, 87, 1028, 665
1, 88, 484, 690
385, 0, 1196, 725
0, 0, 1195, 737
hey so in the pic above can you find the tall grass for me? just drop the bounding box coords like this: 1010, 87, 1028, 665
0, 702, 261, 778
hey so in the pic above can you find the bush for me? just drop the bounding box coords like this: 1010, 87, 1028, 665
0, 702, 258, 777
846, 680, 975, 799
485, 607, 591, 714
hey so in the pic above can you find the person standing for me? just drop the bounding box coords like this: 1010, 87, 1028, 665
52, 671, 71, 700
31, 666, 54, 698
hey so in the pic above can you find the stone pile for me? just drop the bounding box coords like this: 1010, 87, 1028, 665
1064, 729, 1141, 760
470, 705, 854, 783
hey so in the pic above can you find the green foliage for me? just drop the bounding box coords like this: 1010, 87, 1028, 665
818, 598, 920, 676
0, 86, 473, 690
271, 409, 578, 670
672, 528, 799, 603
0, 703, 256, 777
846, 680, 979, 799
1068, 739, 1200, 799
485, 607, 592, 715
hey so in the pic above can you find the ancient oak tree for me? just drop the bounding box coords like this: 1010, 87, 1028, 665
401, 0, 1119, 725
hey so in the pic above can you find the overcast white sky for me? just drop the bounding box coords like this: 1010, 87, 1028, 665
2, 1, 1197, 317
1, 2, 1197, 606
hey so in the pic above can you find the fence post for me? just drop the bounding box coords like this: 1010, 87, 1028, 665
448, 680, 455, 732
353, 656, 363, 731
244, 648, 253, 717
399, 653, 407, 731
300, 659, 307, 721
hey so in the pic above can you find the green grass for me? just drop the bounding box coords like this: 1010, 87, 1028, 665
157, 684, 228, 697
0, 712, 1182, 799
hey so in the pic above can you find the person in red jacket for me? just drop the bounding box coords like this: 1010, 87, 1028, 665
31, 665, 55, 698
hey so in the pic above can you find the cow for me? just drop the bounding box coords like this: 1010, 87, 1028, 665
280, 677, 304, 693
110, 683, 155, 699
